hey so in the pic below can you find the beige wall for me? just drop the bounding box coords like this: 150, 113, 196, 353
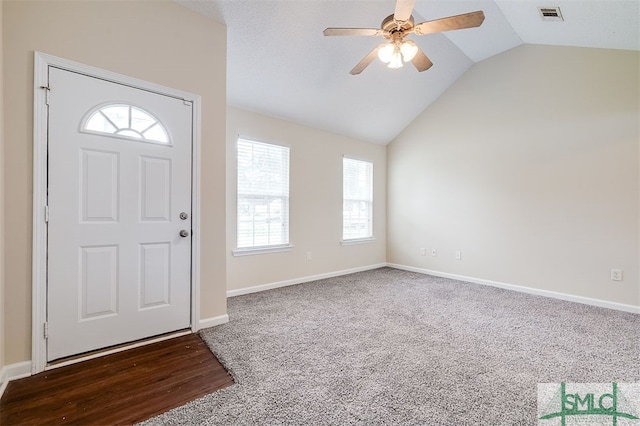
226, 107, 386, 291
388, 44, 640, 307
3, 0, 227, 365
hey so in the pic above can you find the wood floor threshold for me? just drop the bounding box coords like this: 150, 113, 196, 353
0, 333, 234, 425
47, 329, 193, 370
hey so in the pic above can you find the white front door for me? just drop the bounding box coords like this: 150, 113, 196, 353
46, 67, 193, 361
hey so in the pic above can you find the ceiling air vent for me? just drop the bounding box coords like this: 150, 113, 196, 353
538, 7, 564, 21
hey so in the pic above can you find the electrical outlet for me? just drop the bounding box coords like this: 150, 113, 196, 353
419, 248, 426, 256
306, 251, 312, 261
610, 269, 623, 281
431, 248, 437, 257
455, 251, 462, 260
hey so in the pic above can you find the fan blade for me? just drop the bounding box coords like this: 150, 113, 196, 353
394, 0, 416, 22
414, 11, 485, 35
411, 48, 433, 72
350, 45, 383, 75
323, 28, 384, 37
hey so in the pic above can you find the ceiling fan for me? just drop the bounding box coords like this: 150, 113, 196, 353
323, 0, 485, 75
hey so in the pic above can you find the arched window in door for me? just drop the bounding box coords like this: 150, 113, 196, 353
82, 103, 170, 144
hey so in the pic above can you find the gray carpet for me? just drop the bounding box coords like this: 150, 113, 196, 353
143, 267, 639, 425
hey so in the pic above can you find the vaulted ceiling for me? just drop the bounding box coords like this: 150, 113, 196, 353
177, 0, 639, 145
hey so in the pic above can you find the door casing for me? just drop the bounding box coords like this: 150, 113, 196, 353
32, 51, 203, 374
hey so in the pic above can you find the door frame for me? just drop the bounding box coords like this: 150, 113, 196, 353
32, 51, 203, 374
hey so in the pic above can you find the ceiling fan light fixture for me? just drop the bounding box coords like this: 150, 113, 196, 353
377, 43, 395, 63
324, 0, 486, 74
400, 40, 418, 62
387, 50, 404, 69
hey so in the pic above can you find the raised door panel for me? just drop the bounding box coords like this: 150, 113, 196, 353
80, 245, 119, 320
140, 156, 171, 222
81, 149, 119, 222
139, 243, 171, 309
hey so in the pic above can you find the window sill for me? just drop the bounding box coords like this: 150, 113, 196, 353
341, 237, 376, 246
232, 244, 295, 257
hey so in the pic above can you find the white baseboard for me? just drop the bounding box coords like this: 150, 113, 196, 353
227, 263, 387, 298
0, 361, 32, 398
198, 314, 229, 330
387, 263, 640, 314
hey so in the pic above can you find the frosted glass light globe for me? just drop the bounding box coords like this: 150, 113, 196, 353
377, 43, 395, 63
400, 40, 418, 62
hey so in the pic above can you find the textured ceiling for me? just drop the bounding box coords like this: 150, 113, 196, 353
177, 0, 639, 145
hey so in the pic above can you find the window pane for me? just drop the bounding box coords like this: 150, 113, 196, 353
237, 139, 290, 249
116, 129, 143, 139
85, 112, 116, 133
238, 141, 289, 197
101, 105, 130, 129
343, 199, 372, 240
236, 197, 289, 248
143, 124, 169, 143
343, 158, 373, 240
130, 107, 155, 132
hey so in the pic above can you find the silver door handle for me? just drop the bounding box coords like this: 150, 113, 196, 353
180, 212, 189, 220
179, 230, 189, 237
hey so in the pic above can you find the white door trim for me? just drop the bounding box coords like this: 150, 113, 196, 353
32, 51, 202, 374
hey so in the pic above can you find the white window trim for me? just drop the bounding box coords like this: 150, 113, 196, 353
232, 244, 295, 257
341, 237, 376, 246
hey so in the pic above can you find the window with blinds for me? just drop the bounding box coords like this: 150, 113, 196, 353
237, 138, 290, 249
343, 157, 373, 241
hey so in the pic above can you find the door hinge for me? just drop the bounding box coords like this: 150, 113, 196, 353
40, 86, 50, 105
44, 205, 49, 223
44, 322, 49, 339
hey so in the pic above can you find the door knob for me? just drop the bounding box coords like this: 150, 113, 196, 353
180, 212, 189, 220
179, 229, 190, 237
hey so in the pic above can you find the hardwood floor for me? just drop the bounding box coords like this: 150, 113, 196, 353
0, 333, 234, 425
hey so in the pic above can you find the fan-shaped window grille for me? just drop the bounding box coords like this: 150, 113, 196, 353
82, 104, 170, 144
